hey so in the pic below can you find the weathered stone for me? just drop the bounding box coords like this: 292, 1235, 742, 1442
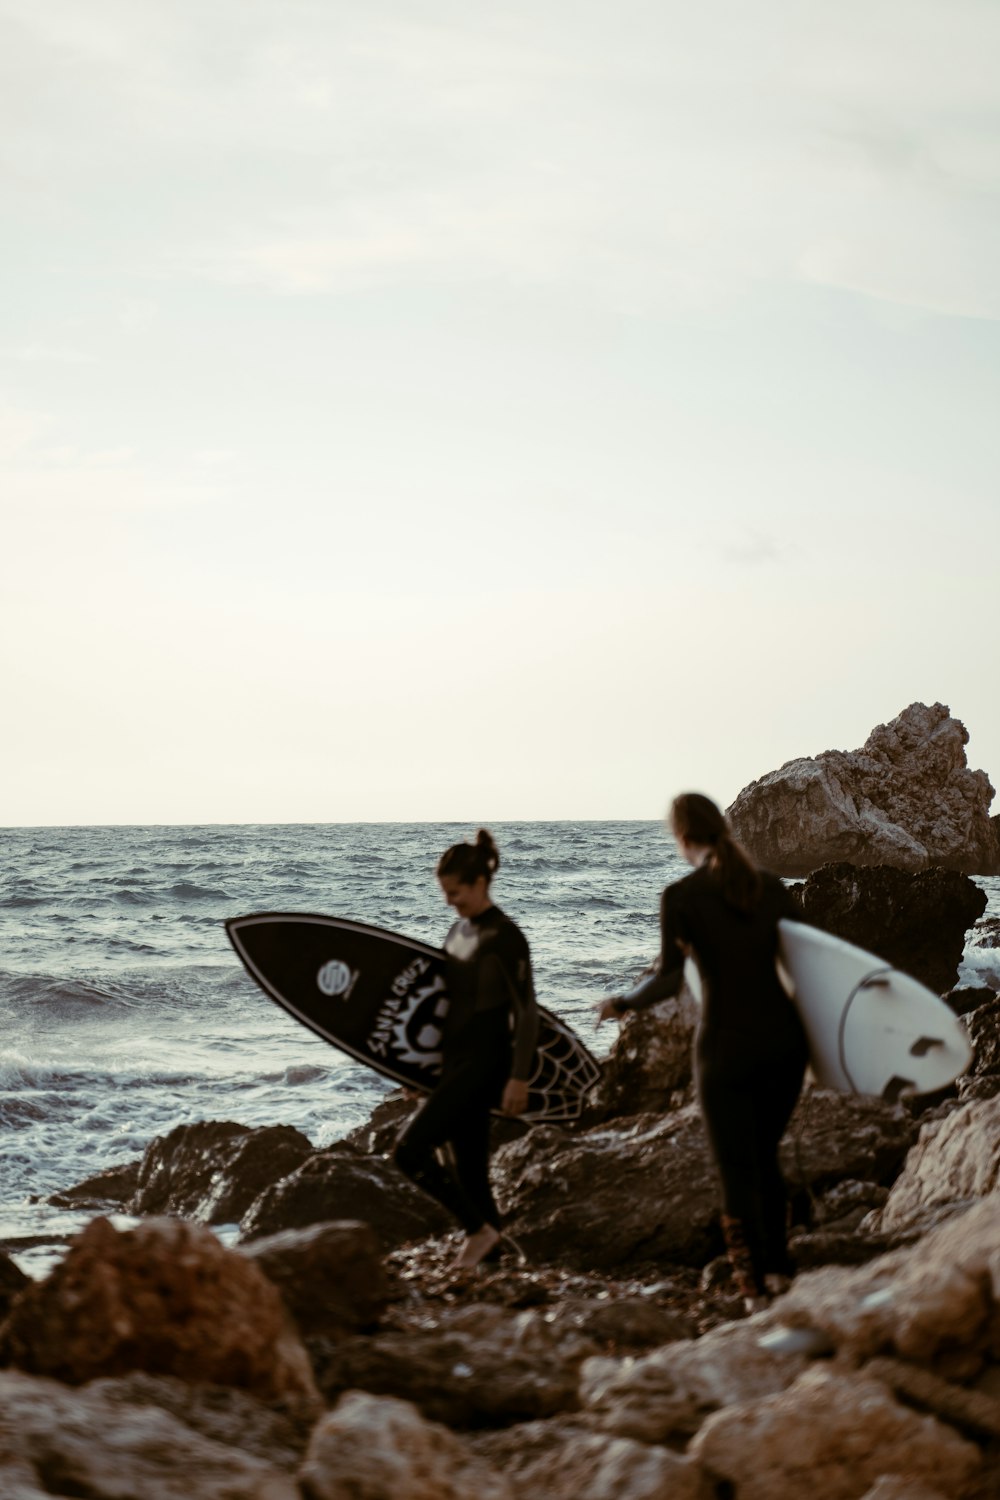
240, 1143, 449, 1247
580, 1315, 811, 1442
470, 1417, 707, 1500
128, 1121, 314, 1224
298, 1390, 512, 1500
0, 1251, 30, 1322
0, 1216, 321, 1423
587, 989, 698, 1122
864, 1355, 1000, 1440
241, 1220, 389, 1335
877, 1096, 1000, 1236
727, 701, 1000, 875
860, 1481, 951, 1500
48, 1157, 142, 1210
309, 1302, 597, 1426
966, 996, 1000, 1077
791, 862, 986, 993
0, 1370, 299, 1499
947, 985, 998, 1017
490, 1088, 912, 1272
778, 1196, 1000, 1368
689, 1366, 982, 1500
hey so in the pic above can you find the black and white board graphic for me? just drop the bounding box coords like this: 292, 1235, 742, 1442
226, 912, 601, 1124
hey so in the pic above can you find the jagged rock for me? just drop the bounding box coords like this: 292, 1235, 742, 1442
47, 1157, 142, 1210
778, 1196, 1000, 1372
469, 1417, 707, 1500
689, 1365, 982, 1500
0, 1216, 321, 1423
0, 1251, 30, 1322
860, 1481, 951, 1500
0, 1370, 299, 1499
239, 1142, 449, 1247
580, 1313, 810, 1442
791, 862, 986, 993
728, 702, 1000, 876
241, 1220, 389, 1336
490, 1089, 913, 1272
875, 1096, 1000, 1236
127, 1121, 314, 1224
308, 1302, 597, 1425
586, 990, 698, 1122
947, 986, 997, 1017
965, 996, 1000, 1077
864, 1356, 1000, 1440
298, 1390, 512, 1500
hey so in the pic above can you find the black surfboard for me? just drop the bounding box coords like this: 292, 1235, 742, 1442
225, 912, 601, 1124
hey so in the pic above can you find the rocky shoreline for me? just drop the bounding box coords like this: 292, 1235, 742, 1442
2, 862, 1000, 1497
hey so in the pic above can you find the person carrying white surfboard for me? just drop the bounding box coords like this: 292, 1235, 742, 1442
394, 828, 540, 1270
598, 792, 808, 1314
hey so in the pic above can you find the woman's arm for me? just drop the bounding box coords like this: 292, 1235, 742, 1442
604, 886, 688, 1016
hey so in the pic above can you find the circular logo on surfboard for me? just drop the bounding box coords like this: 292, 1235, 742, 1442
317, 960, 357, 998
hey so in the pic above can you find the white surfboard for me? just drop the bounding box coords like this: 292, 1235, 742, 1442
684, 918, 972, 1101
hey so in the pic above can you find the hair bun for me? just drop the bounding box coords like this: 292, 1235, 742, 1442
474, 827, 500, 873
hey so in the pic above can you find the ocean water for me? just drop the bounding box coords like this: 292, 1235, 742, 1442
3, 822, 999, 1274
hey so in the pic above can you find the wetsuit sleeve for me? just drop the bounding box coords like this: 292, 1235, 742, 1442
621, 885, 687, 1011
478, 948, 540, 1082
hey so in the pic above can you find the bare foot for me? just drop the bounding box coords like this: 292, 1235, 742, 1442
452, 1224, 501, 1269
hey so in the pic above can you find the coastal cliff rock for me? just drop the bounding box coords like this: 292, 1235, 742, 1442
241, 1220, 389, 1336
128, 1121, 314, 1224
875, 1096, 1000, 1237
728, 702, 1000, 876
586, 989, 698, 1122
791, 862, 987, 992
0, 1216, 321, 1423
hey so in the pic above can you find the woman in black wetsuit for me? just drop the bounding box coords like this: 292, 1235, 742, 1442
394, 829, 539, 1269
598, 793, 808, 1313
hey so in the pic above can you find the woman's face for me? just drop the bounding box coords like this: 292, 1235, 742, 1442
439, 872, 491, 919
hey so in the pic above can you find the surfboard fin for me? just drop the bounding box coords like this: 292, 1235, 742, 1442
909, 1036, 945, 1057
882, 1075, 916, 1103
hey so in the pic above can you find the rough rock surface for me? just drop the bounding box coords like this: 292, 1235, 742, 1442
689, 1365, 982, 1500
791, 862, 987, 992
298, 1390, 512, 1500
0, 1370, 299, 1500
586, 989, 698, 1122
47, 1157, 142, 1211
727, 702, 1000, 876
241, 1220, 389, 1335
491, 1090, 913, 1271
470, 1417, 707, 1500
965, 996, 1000, 1078
240, 1142, 449, 1247
873, 1097, 1000, 1237
309, 1302, 598, 1426
128, 1121, 314, 1224
579, 1313, 811, 1441
0, 1216, 321, 1422
0, 1251, 30, 1323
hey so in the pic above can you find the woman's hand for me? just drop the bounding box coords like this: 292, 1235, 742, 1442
501, 1078, 530, 1116
596, 996, 627, 1026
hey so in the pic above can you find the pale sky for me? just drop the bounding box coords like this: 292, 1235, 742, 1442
3, 0, 999, 825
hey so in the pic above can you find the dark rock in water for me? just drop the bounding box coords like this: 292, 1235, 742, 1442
964, 996, 1000, 1078
586, 990, 697, 1123
0, 1216, 321, 1422
791, 862, 986, 993
239, 1142, 449, 1248
0, 1251, 30, 1321
127, 1120, 314, 1225
970, 914, 1000, 951
945, 985, 997, 1017
241, 1220, 389, 1335
48, 1158, 142, 1210
490, 1089, 914, 1273
728, 701, 1000, 875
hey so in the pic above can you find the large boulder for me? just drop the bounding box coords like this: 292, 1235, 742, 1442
728, 702, 1000, 876
470, 1417, 706, 1500
0, 1216, 321, 1423
298, 1390, 512, 1500
127, 1121, 315, 1224
791, 862, 987, 992
0, 1371, 300, 1500
490, 1090, 913, 1272
875, 1096, 1000, 1238
239, 1142, 449, 1247
587, 990, 698, 1122
0, 1252, 29, 1323
241, 1221, 389, 1336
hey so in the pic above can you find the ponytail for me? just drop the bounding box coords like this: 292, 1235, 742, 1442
671, 792, 761, 914
437, 828, 500, 885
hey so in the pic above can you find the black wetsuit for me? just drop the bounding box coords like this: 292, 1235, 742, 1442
622, 864, 808, 1290
394, 904, 539, 1234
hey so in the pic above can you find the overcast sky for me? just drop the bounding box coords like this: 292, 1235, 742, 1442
3, 0, 999, 825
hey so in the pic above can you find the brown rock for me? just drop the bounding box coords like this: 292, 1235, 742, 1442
860, 1481, 951, 1500
966, 996, 1000, 1077
727, 701, 1000, 876
0, 1251, 30, 1323
0, 1216, 321, 1423
0, 1369, 299, 1500
309, 1302, 597, 1426
242, 1220, 389, 1335
587, 990, 698, 1122
791, 862, 987, 992
47, 1157, 142, 1210
877, 1096, 1000, 1236
128, 1121, 314, 1223
298, 1390, 512, 1500
240, 1142, 449, 1247
470, 1417, 707, 1500
689, 1366, 982, 1500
